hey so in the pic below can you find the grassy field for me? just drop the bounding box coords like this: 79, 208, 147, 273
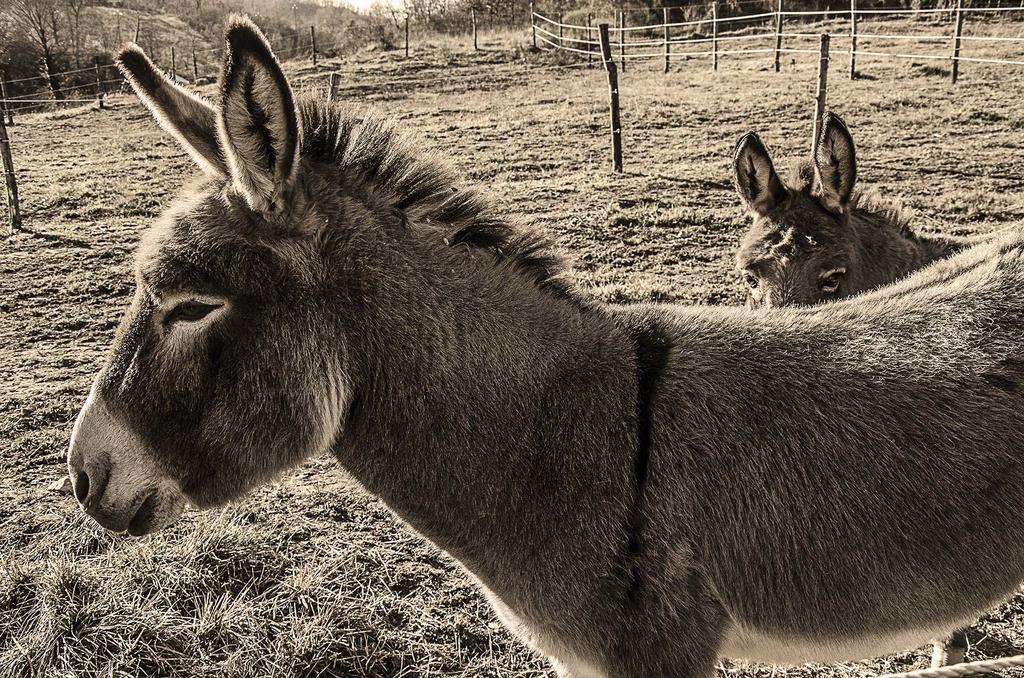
4, 16, 1024, 677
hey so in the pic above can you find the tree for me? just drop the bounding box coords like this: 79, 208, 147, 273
65, 0, 86, 68
10, 0, 65, 99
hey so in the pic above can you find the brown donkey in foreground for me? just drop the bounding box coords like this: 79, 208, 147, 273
69, 18, 1024, 677
735, 116, 978, 668
734, 114, 971, 308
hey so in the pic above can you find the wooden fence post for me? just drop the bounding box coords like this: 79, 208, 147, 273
94, 60, 105, 109
587, 14, 594, 65
558, 13, 563, 48
0, 113, 21, 232
951, 0, 964, 83
328, 72, 339, 103
472, 9, 478, 50
192, 49, 199, 82
0, 74, 12, 125
663, 7, 670, 73
812, 33, 830, 157
598, 24, 623, 174
310, 26, 318, 65
405, 15, 410, 58
850, 0, 858, 79
773, 0, 783, 72
170, 45, 176, 79
712, 1, 719, 71
618, 11, 626, 72
531, 2, 537, 49
135, 16, 141, 43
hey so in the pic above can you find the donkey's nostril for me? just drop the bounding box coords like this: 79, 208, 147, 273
74, 470, 90, 503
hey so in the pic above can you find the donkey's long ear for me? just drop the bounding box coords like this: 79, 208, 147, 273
814, 113, 857, 213
734, 132, 787, 216
218, 17, 302, 216
116, 45, 226, 177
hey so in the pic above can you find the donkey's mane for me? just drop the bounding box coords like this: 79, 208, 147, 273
791, 159, 916, 238
297, 97, 581, 303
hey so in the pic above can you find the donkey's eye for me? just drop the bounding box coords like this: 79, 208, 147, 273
744, 272, 759, 289
165, 301, 223, 325
819, 270, 846, 293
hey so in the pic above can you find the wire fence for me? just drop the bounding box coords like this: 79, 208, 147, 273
530, 1, 1024, 79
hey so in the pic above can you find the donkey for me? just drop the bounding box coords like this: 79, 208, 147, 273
69, 18, 1024, 678
734, 113, 971, 308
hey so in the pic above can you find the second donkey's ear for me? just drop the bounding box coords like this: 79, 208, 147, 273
734, 132, 788, 216
218, 16, 302, 217
116, 45, 227, 178
814, 113, 857, 213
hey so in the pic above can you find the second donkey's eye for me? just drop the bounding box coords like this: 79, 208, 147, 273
165, 300, 223, 325
744, 272, 759, 289
819, 269, 846, 293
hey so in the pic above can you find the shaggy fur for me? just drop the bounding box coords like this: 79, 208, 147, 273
69, 18, 1024, 678
735, 114, 971, 308
296, 101, 579, 302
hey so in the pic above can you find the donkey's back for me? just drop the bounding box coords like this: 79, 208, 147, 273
619, 229, 1024, 667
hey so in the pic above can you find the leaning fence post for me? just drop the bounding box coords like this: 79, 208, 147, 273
0, 74, 12, 125
170, 45, 176, 79
328, 72, 339, 103
192, 49, 199, 82
598, 24, 623, 174
712, 1, 719, 71
587, 14, 594, 65
135, 15, 141, 43
94, 60, 105, 109
0, 112, 21, 232
405, 15, 410, 58
531, 1, 537, 49
850, 0, 858, 78
310, 26, 318, 65
773, 0, 783, 72
812, 33, 830, 157
618, 10, 626, 72
951, 0, 964, 84
472, 9, 478, 50
663, 7, 670, 73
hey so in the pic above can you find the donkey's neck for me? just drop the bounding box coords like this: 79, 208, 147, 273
331, 237, 640, 620
914, 231, 971, 264
849, 209, 935, 289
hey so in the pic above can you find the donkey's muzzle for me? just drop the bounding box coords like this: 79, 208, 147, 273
67, 384, 186, 536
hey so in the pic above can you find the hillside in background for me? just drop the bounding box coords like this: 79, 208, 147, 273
0, 0, 369, 99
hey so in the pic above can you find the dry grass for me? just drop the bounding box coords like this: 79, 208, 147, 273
4, 17, 1024, 677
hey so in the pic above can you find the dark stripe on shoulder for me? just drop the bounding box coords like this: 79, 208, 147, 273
619, 314, 672, 602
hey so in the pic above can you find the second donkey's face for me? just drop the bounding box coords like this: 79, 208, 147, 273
733, 115, 858, 308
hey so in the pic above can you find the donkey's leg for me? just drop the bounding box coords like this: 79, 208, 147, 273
608, 643, 719, 678
549, 658, 606, 678
930, 627, 969, 668
606, 611, 723, 678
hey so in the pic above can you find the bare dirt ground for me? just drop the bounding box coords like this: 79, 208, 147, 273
4, 17, 1024, 677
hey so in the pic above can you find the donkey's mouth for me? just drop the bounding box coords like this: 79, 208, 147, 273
126, 489, 186, 537
127, 491, 162, 536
